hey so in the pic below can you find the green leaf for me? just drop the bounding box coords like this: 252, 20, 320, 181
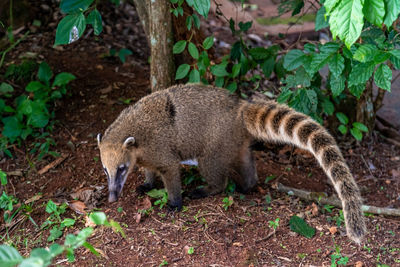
48, 226, 63, 242
330, 74, 345, 97
86, 9, 103, 35
38, 62, 53, 85
175, 64, 190, 80
315, 6, 329, 31
328, 53, 344, 77
53, 72, 76, 87
192, 14, 200, 29
46, 200, 58, 214
18, 98, 33, 115
289, 215, 316, 238
329, 0, 364, 48
226, 82, 237, 93
210, 64, 229, 77
62, 218, 76, 227
348, 62, 375, 87
173, 40, 187, 54
55, 13, 86, 45
0, 245, 23, 267
82, 242, 100, 257
188, 69, 200, 83
186, 15, 193, 30
2, 116, 23, 139
383, 0, 400, 27
363, 0, 385, 27
19, 257, 45, 267
283, 49, 305, 71
192, 0, 210, 18
232, 63, 241, 78
26, 81, 44, 92
374, 64, 392, 91
0, 171, 7, 186
350, 127, 363, 140
188, 42, 199, 60
310, 52, 332, 75
0, 83, 14, 94
89, 212, 107, 225
324, 0, 341, 14
338, 124, 348, 134
29, 248, 52, 266
238, 21, 252, 32
262, 57, 275, 78
146, 189, 167, 199
249, 47, 270, 60
215, 77, 224, 88
373, 51, 390, 64
289, 89, 317, 115
349, 83, 365, 98
60, 0, 94, 13
28, 110, 49, 128
336, 112, 349, 124
118, 48, 132, 63
321, 98, 335, 115
353, 44, 376, 62
202, 36, 214, 50
353, 122, 368, 132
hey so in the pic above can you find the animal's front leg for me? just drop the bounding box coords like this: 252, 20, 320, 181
159, 166, 182, 211
136, 168, 157, 194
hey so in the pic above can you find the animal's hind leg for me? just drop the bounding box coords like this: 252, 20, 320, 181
232, 144, 258, 194
189, 156, 229, 199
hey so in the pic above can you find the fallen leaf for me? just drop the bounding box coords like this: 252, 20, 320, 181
70, 185, 104, 209
391, 169, 400, 179
233, 242, 242, 247
257, 186, 267, 195
355, 261, 363, 267
138, 196, 152, 210
85, 215, 96, 227
311, 203, 318, 216
100, 85, 112, 94
329, 226, 338, 235
135, 213, 142, 224
24, 194, 42, 204
68, 200, 87, 214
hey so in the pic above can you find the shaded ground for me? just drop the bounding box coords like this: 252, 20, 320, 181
1, 1, 400, 266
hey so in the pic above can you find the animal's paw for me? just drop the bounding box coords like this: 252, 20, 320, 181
188, 188, 208, 199
167, 201, 182, 212
136, 183, 154, 195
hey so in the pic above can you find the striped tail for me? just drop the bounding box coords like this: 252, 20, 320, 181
241, 101, 366, 243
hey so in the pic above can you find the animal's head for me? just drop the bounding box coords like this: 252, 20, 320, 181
97, 133, 138, 203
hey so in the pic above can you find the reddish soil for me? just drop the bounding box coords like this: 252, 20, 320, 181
1, 1, 400, 267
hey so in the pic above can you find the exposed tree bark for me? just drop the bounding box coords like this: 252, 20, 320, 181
132, 0, 174, 92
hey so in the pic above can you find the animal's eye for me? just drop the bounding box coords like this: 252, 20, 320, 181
118, 165, 126, 174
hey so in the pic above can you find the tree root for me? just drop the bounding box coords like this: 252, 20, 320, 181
276, 183, 400, 217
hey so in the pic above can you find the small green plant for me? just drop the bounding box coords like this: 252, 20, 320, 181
187, 246, 194, 255
0, 212, 124, 266
268, 218, 280, 231
0, 62, 75, 159
289, 215, 316, 238
222, 196, 234, 211
264, 174, 276, 184
336, 112, 368, 141
159, 259, 168, 266
330, 246, 349, 266
41, 200, 74, 242
146, 189, 168, 209
109, 48, 133, 63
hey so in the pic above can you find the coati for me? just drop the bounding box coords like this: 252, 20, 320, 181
97, 84, 366, 243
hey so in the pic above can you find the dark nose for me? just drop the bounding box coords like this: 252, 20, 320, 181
108, 191, 118, 203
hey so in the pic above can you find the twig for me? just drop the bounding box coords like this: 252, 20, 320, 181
37, 154, 68, 175
277, 183, 400, 217
255, 230, 275, 243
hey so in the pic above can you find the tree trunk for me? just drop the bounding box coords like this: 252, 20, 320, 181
132, 0, 174, 92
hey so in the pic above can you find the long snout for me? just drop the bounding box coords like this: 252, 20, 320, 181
108, 191, 118, 203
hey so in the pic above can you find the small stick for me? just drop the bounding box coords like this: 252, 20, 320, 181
38, 154, 68, 175
277, 183, 400, 217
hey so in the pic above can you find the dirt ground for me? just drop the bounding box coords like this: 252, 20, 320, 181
1, 1, 400, 266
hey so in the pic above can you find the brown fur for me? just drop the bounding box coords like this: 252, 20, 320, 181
97, 84, 366, 243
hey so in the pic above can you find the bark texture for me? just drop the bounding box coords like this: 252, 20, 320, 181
132, 0, 174, 92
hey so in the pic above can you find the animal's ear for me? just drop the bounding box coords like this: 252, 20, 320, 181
97, 133, 102, 145
123, 136, 136, 148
